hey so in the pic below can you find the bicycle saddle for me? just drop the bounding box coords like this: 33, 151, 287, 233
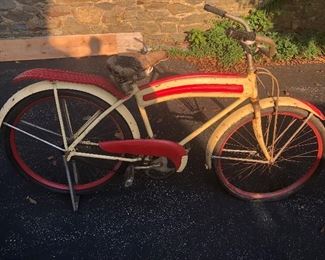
107, 51, 168, 83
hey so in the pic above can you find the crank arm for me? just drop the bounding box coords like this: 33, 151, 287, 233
134, 163, 161, 170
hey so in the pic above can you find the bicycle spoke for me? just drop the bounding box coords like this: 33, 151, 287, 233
21, 120, 62, 137
237, 124, 257, 148
222, 148, 259, 154
53, 87, 69, 149
279, 149, 319, 160
286, 125, 312, 142
213, 155, 268, 164
215, 108, 324, 199
228, 134, 256, 153
237, 163, 265, 183
273, 118, 312, 151
61, 98, 74, 138
3, 122, 65, 152
264, 114, 273, 147
273, 113, 313, 161
227, 161, 265, 184
73, 110, 102, 140
272, 118, 297, 147
71, 160, 79, 185
4, 88, 134, 193
226, 162, 257, 182
275, 114, 286, 139
281, 137, 317, 153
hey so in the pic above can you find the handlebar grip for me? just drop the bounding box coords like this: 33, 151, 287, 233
226, 29, 256, 41
256, 35, 277, 58
204, 4, 227, 17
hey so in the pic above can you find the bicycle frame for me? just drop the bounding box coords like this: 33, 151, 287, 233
135, 72, 257, 144
0, 68, 275, 178
3, 72, 322, 173
135, 71, 272, 161
63, 70, 272, 169
28, 70, 265, 171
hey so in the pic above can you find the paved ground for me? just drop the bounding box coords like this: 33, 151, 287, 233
0, 57, 324, 259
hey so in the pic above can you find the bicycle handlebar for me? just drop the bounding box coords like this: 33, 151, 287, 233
204, 4, 227, 17
204, 4, 251, 31
256, 35, 277, 58
226, 29, 256, 41
204, 4, 277, 58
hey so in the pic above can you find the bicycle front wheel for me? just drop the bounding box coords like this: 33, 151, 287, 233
212, 106, 325, 201
2, 88, 134, 193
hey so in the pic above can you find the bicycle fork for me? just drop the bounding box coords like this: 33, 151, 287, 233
251, 98, 272, 162
251, 97, 316, 165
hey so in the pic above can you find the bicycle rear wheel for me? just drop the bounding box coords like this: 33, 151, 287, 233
212, 106, 325, 201
2, 88, 133, 193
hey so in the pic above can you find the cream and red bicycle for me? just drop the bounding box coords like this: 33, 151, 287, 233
1, 5, 324, 207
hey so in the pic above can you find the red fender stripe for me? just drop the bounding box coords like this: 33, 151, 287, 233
143, 84, 244, 101
12, 68, 126, 99
99, 139, 187, 170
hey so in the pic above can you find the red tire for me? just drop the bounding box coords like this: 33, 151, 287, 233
2, 89, 132, 193
212, 106, 325, 201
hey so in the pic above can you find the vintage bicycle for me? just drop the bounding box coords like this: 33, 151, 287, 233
0, 4, 324, 210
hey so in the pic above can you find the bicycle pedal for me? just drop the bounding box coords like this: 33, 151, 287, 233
124, 165, 135, 188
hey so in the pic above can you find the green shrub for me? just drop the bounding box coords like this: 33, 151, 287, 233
246, 10, 273, 33
315, 33, 325, 54
186, 21, 244, 67
301, 40, 321, 59
186, 29, 208, 57
168, 47, 191, 57
275, 35, 299, 60
206, 25, 244, 66
169, 6, 324, 66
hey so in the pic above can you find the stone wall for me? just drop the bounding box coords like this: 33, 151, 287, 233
270, 0, 325, 33
0, 0, 324, 47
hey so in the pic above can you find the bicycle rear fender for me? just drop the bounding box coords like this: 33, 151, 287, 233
12, 68, 126, 99
0, 81, 141, 139
205, 97, 325, 169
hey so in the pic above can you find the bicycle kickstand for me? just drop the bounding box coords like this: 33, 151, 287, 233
124, 165, 135, 188
62, 156, 80, 212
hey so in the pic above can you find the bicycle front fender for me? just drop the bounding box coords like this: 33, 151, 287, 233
205, 96, 325, 169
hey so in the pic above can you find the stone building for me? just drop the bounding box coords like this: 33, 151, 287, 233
0, 0, 324, 46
